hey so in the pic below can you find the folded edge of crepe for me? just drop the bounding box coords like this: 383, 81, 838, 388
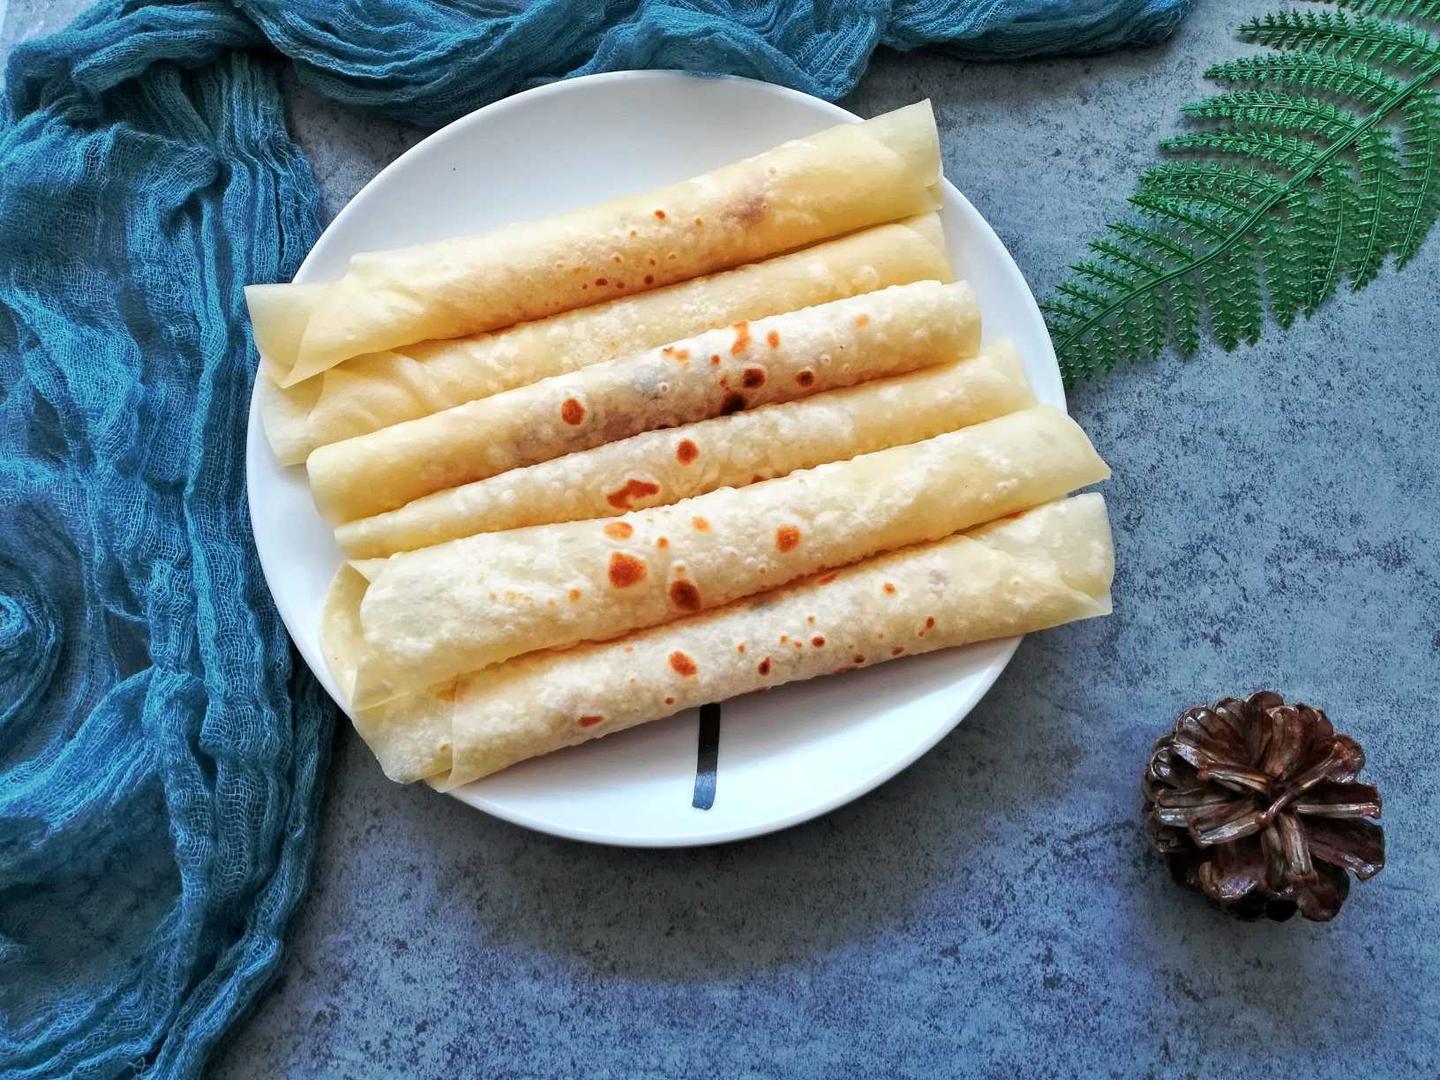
259, 214, 953, 465
344, 405, 1109, 708
306, 279, 981, 524
250, 101, 942, 387
335, 342, 1036, 557
328, 494, 1114, 787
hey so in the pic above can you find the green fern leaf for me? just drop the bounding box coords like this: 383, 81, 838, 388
1394, 91, 1440, 259
1341, 0, 1440, 25
1207, 54, 1400, 105
1044, 0, 1440, 382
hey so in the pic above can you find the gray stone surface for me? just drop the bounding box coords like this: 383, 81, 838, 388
5, 1, 1438, 1076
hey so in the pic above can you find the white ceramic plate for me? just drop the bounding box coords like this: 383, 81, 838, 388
247, 71, 1065, 847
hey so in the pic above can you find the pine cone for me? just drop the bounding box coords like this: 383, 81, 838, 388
1142, 691, 1384, 922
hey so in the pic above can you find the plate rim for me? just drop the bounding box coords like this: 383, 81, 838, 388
246, 69, 1065, 848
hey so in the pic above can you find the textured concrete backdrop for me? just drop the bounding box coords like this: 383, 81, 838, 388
4, 1, 1438, 1076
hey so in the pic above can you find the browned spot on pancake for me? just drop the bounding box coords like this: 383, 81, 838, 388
606, 478, 660, 509
793, 640, 804, 649
892, 646, 904, 656
730, 321, 751, 355
926, 616, 936, 628
795, 368, 815, 388
612, 254, 623, 265
644, 274, 655, 285
775, 525, 801, 553
854, 313, 870, 327
751, 474, 766, 484
720, 392, 747, 415
710, 354, 721, 366
883, 582, 896, 595
578, 715, 604, 728
648, 256, 657, 266
694, 217, 704, 227
656, 537, 669, 549
437, 681, 461, 704
668, 651, 697, 676
817, 573, 836, 586
779, 634, 788, 644
614, 280, 625, 289
741, 366, 766, 388
766, 330, 780, 348
806, 615, 816, 624
654, 209, 667, 220
669, 580, 702, 612
568, 588, 582, 602
676, 439, 699, 465
811, 636, 826, 647
665, 696, 675, 705
737, 643, 747, 654
853, 655, 865, 665
603, 521, 633, 539
608, 552, 647, 588
560, 398, 585, 425
691, 516, 710, 532
757, 657, 772, 676
594, 277, 608, 287
729, 193, 768, 227
662, 346, 690, 363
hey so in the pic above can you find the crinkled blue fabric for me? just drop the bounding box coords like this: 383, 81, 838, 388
234, 0, 1194, 125
0, 0, 1191, 1075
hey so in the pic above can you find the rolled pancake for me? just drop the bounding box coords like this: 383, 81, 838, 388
251, 102, 942, 386
344, 406, 1109, 708
322, 565, 453, 782
307, 280, 979, 524
334, 495, 1114, 786
336, 344, 1036, 557
260, 215, 952, 464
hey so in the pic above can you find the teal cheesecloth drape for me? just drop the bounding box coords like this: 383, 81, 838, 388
0, 1, 1192, 1075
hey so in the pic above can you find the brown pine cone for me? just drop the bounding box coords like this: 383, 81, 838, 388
1142, 691, 1384, 922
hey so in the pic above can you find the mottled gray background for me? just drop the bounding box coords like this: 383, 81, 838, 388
4, 1, 1438, 1077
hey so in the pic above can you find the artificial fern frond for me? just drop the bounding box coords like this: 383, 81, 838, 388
1339, 0, 1440, 24
1244, 11, 1440, 70
1207, 54, 1401, 104
1045, 0, 1440, 382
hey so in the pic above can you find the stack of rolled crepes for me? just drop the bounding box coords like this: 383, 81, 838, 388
248, 101, 1116, 789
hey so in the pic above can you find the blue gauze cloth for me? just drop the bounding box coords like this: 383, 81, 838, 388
0, 0, 1192, 1075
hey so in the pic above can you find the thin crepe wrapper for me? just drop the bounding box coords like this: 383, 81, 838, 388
345, 405, 1109, 707
307, 280, 980, 523
259, 214, 952, 463
249, 101, 942, 385
331, 495, 1114, 786
336, 343, 1036, 557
